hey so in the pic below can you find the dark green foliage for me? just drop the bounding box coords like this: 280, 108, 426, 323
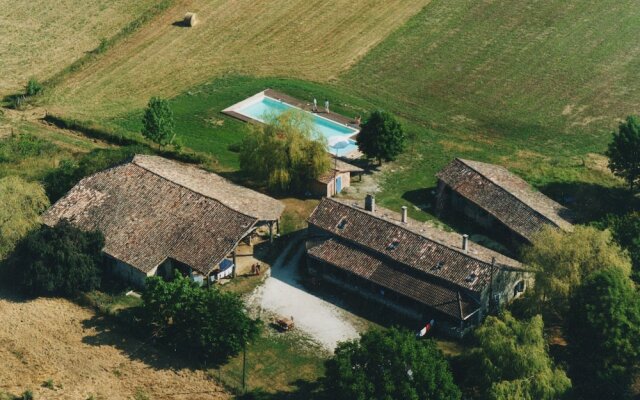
43, 145, 150, 202
25, 78, 43, 97
567, 267, 640, 399
141, 97, 175, 149
465, 312, 571, 400
0, 134, 56, 163
356, 110, 405, 164
10, 221, 105, 297
323, 327, 461, 400
601, 212, 640, 282
606, 115, 640, 190
142, 275, 261, 365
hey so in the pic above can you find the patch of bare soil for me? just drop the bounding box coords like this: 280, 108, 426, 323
0, 285, 229, 400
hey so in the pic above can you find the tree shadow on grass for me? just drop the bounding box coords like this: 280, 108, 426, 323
80, 312, 208, 372
401, 187, 438, 214
539, 181, 640, 223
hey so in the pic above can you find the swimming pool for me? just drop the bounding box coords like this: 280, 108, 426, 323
224, 93, 359, 157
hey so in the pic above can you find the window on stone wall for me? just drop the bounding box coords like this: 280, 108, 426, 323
513, 280, 525, 296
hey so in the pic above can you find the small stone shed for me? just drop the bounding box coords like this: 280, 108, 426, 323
435, 158, 574, 248
42, 155, 284, 287
310, 156, 364, 197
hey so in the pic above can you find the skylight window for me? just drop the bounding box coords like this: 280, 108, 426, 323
387, 239, 400, 250
336, 218, 348, 230
432, 261, 445, 271
465, 272, 478, 283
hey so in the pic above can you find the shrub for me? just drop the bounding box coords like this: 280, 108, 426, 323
567, 267, 640, 399
141, 97, 175, 149
465, 312, 571, 400
142, 275, 261, 365
0, 176, 49, 259
521, 225, 631, 316
356, 110, 405, 164
25, 78, 43, 97
0, 133, 56, 163
323, 327, 461, 400
9, 221, 105, 297
606, 115, 640, 190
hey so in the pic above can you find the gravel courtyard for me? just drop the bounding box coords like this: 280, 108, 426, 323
247, 239, 364, 352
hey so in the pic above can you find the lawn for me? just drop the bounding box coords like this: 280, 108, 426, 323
212, 331, 326, 394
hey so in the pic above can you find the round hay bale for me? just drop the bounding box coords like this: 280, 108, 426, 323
184, 12, 197, 27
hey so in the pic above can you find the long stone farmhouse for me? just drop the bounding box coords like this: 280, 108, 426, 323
306, 196, 529, 337
43, 155, 284, 287
436, 158, 574, 247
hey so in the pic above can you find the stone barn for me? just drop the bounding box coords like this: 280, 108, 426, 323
306, 196, 529, 337
435, 158, 574, 248
43, 155, 284, 287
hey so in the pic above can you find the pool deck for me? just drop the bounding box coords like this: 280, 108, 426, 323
223, 89, 361, 129
222, 89, 363, 159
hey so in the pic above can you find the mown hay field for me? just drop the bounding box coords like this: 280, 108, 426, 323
0, 0, 157, 96
43, 0, 431, 119
0, 285, 228, 400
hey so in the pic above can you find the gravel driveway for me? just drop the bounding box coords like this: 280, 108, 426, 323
247, 239, 362, 352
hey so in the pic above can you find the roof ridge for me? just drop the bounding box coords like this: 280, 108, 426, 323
131, 155, 261, 222
326, 197, 514, 270
454, 158, 564, 229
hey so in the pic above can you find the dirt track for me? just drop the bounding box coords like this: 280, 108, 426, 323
0, 286, 229, 400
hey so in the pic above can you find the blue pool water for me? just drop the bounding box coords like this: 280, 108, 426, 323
236, 96, 359, 157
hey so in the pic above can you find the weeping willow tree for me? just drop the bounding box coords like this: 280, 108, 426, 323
239, 110, 331, 192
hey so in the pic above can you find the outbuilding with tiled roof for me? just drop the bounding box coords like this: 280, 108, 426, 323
435, 158, 574, 247
306, 196, 530, 337
43, 155, 284, 287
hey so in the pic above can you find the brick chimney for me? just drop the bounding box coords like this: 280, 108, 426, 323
462, 234, 469, 252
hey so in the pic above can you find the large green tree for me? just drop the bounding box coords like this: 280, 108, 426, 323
521, 225, 631, 316
141, 97, 175, 149
142, 275, 261, 364
356, 110, 405, 164
323, 327, 461, 400
239, 110, 330, 192
10, 221, 104, 297
606, 115, 640, 190
466, 312, 571, 400
602, 212, 640, 283
567, 267, 640, 399
0, 176, 49, 259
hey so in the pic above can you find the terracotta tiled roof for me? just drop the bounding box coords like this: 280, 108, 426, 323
307, 198, 522, 294
133, 155, 284, 221
308, 239, 480, 320
315, 157, 363, 184
42, 159, 261, 276
436, 158, 574, 241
